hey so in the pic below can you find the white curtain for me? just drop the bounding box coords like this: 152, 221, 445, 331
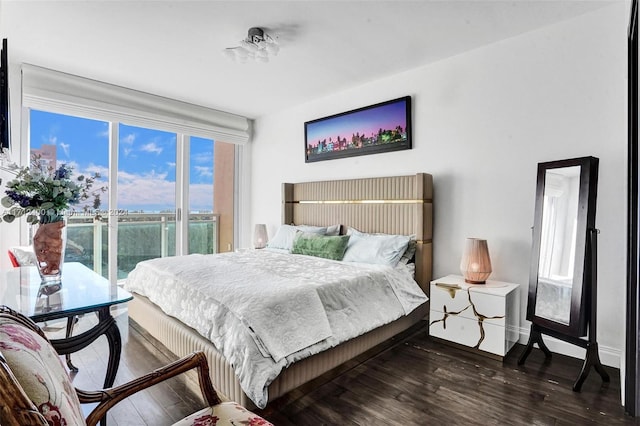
21, 64, 252, 144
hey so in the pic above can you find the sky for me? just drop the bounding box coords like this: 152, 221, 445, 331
305, 98, 409, 146
29, 110, 214, 212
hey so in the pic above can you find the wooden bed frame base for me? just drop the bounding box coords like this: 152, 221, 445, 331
128, 294, 429, 408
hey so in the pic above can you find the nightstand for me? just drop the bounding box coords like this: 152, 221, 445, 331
429, 274, 520, 360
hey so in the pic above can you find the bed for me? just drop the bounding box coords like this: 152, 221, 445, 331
126, 173, 433, 408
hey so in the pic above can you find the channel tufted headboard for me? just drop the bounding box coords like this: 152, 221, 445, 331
282, 173, 433, 293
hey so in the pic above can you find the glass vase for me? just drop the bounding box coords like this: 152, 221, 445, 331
32, 217, 67, 286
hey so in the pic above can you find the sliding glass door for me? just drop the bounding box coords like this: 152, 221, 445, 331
188, 136, 216, 255
116, 123, 177, 277
28, 109, 234, 282
29, 110, 111, 276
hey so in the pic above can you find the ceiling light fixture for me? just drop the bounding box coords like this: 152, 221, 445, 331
223, 27, 279, 63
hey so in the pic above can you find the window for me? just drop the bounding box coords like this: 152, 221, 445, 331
29, 110, 110, 276
189, 137, 216, 255
21, 65, 249, 283
28, 109, 236, 281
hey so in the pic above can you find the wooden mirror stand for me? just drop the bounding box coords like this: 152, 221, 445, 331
518, 157, 610, 391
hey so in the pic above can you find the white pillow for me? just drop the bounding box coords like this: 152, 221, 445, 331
325, 224, 341, 236
295, 224, 328, 234
266, 224, 327, 251
293, 224, 341, 236
10, 246, 36, 266
342, 228, 411, 267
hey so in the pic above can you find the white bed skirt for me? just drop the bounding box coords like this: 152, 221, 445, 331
128, 292, 428, 409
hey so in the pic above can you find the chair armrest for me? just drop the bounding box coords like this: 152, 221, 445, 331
78, 351, 221, 426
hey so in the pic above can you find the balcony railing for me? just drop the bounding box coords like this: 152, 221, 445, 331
66, 212, 219, 278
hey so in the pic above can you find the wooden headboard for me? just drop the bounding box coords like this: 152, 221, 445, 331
282, 173, 433, 293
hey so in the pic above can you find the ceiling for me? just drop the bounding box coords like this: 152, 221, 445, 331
1, 1, 616, 119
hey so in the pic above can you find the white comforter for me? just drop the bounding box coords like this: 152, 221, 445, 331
125, 249, 427, 408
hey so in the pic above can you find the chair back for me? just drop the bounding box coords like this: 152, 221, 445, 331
0, 306, 85, 426
7, 249, 20, 267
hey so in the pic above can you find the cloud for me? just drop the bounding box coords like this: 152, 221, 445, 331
194, 166, 213, 178
166, 162, 176, 168
140, 142, 163, 155
61, 165, 212, 212
63, 162, 109, 210
121, 133, 136, 145
114, 168, 214, 211
117, 170, 175, 210
123, 147, 133, 158
59, 142, 70, 157
191, 151, 213, 163
189, 183, 214, 211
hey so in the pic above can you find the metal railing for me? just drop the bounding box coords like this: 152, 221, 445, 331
66, 212, 219, 277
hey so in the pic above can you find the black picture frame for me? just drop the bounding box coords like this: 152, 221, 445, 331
1, 38, 9, 151
304, 96, 411, 163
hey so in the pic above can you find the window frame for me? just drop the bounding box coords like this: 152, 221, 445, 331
19, 65, 251, 283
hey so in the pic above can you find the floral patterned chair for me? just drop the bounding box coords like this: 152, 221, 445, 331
0, 305, 272, 426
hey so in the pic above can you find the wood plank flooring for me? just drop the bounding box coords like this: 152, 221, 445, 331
51, 310, 638, 425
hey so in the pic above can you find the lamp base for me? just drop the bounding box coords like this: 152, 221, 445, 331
464, 278, 486, 284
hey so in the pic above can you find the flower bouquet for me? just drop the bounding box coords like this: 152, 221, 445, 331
1, 156, 104, 283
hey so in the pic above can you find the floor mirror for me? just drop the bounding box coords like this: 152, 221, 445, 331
518, 156, 610, 391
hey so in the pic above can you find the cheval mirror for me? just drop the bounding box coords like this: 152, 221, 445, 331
518, 156, 610, 391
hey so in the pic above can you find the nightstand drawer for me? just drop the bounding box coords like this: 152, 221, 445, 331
429, 313, 509, 356
429, 275, 520, 359
430, 285, 507, 326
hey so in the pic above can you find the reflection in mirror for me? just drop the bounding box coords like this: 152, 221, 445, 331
534, 166, 581, 325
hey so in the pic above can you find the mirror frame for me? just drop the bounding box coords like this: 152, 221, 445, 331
527, 156, 599, 338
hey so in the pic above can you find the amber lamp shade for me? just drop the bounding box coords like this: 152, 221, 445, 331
460, 238, 492, 284
253, 224, 268, 249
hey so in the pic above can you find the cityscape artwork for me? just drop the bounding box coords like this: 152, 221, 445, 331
304, 96, 412, 163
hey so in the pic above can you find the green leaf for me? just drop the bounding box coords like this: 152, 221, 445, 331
26, 215, 38, 224
1, 196, 14, 208
3, 214, 15, 223
40, 202, 54, 210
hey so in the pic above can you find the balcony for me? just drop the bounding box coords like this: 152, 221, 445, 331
65, 212, 219, 279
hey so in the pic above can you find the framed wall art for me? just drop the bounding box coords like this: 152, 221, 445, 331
304, 96, 412, 163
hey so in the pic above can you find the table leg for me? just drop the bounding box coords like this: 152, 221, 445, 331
50, 307, 123, 389
65, 315, 79, 372
98, 308, 122, 388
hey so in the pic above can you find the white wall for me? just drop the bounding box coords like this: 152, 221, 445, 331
249, 3, 628, 368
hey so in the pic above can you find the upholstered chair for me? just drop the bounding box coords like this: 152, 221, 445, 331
0, 305, 272, 426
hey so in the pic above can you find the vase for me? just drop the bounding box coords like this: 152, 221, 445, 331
32, 218, 67, 285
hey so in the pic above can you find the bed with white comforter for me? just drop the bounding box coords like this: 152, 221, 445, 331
125, 249, 427, 408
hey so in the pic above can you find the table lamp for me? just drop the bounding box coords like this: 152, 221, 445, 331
460, 238, 492, 284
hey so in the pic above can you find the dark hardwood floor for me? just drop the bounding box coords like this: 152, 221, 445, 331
52, 310, 638, 425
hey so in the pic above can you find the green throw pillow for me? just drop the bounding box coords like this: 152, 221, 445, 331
291, 232, 350, 261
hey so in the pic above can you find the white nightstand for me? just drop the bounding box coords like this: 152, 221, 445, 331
429, 274, 520, 360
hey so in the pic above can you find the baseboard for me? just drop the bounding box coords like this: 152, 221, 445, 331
517, 325, 621, 368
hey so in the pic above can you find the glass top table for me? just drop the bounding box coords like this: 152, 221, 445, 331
0, 262, 132, 322
0, 262, 132, 392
